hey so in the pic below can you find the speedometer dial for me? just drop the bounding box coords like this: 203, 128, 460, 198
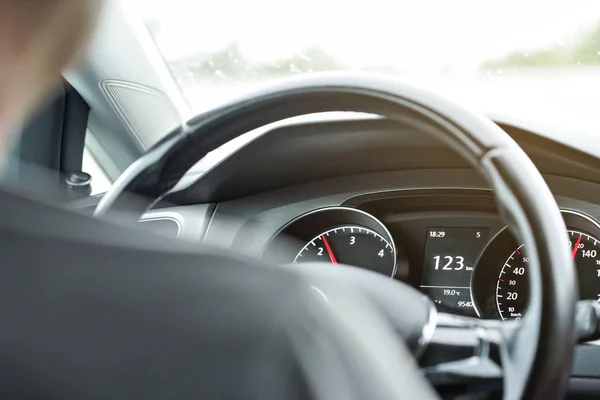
495, 244, 528, 320
496, 229, 600, 320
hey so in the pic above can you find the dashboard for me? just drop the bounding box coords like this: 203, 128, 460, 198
261, 191, 600, 322
87, 115, 600, 396
129, 117, 600, 328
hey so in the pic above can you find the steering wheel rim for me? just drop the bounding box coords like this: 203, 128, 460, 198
96, 73, 577, 399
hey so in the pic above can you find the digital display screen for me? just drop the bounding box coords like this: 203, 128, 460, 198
421, 227, 489, 316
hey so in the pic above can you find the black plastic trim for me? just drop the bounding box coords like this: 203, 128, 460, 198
163, 119, 600, 205
60, 83, 90, 175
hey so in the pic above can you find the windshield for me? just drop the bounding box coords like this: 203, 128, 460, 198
128, 0, 600, 135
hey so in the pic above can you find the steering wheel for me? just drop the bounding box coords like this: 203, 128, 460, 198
96, 74, 577, 399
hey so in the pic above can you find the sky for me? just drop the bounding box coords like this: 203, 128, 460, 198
125, 0, 600, 73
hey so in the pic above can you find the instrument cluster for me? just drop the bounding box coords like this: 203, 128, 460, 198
262, 197, 600, 321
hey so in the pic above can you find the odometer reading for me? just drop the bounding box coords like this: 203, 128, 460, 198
497, 230, 600, 320
294, 226, 396, 277
421, 227, 489, 317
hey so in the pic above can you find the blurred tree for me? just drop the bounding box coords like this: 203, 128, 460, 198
187, 43, 245, 77
259, 47, 341, 75
168, 42, 341, 81
481, 21, 600, 69
572, 23, 600, 64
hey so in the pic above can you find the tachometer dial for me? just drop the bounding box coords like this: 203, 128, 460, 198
496, 229, 600, 320
294, 226, 396, 276
262, 206, 401, 278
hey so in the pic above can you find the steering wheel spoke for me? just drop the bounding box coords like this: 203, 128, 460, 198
421, 313, 521, 389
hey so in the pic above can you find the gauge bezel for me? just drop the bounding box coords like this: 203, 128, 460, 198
471, 209, 600, 319
261, 206, 398, 277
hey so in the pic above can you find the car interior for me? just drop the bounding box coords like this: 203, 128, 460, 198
12, 1, 600, 399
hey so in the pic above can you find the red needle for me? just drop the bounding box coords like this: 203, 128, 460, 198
572, 234, 583, 259
321, 235, 338, 264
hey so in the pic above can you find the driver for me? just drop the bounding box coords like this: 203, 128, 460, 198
0, 1, 101, 157
0, 1, 428, 399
